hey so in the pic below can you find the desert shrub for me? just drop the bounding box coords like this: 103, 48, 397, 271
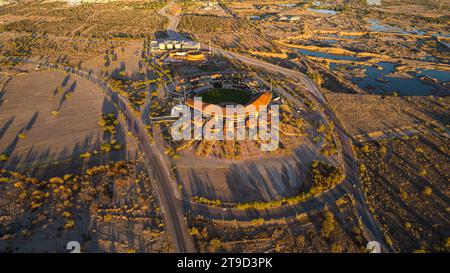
208, 239, 222, 252
331, 242, 343, 253
444, 237, 450, 249
359, 163, 367, 173
307, 70, 324, 86
321, 211, 335, 238
64, 219, 75, 229
80, 152, 91, 158
361, 144, 370, 153
422, 186, 432, 196
309, 161, 344, 194
100, 143, 111, 152
98, 113, 119, 134
296, 235, 305, 246
317, 123, 326, 134
192, 196, 222, 207
49, 177, 64, 184
0, 177, 10, 183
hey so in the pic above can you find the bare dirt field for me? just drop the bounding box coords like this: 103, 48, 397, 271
0, 70, 138, 178
325, 93, 449, 140
176, 137, 341, 204
81, 40, 145, 81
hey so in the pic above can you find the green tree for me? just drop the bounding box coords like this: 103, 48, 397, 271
361, 144, 370, 153
422, 186, 432, 196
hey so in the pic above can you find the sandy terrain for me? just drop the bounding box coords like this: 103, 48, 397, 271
325, 93, 450, 140
176, 138, 340, 203
81, 41, 144, 81
0, 70, 138, 177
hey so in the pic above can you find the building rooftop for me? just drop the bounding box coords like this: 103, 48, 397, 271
186, 92, 273, 118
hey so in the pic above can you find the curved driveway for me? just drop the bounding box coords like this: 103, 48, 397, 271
6, 1, 387, 253
158, 0, 388, 252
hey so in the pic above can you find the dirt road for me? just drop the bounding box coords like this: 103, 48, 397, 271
156, 0, 388, 252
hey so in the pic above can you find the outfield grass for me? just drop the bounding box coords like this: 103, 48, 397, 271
196, 88, 252, 105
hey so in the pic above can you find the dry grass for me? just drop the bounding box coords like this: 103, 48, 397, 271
325, 93, 449, 138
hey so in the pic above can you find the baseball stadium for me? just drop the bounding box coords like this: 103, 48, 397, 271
185, 88, 273, 120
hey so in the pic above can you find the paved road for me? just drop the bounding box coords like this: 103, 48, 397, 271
0, 52, 196, 252
158, 0, 388, 251
158, 0, 185, 41
4, 2, 387, 250
89, 75, 195, 253
8, 56, 196, 253
60, 67, 196, 252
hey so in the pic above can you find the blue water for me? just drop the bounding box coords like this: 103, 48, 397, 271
368, 19, 406, 34
419, 69, 450, 82
368, 19, 430, 36
297, 48, 449, 95
298, 49, 357, 61
354, 62, 437, 96
322, 34, 360, 40
307, 8, 339, 15
322, 39, 338, 45
368, 19, 407, 34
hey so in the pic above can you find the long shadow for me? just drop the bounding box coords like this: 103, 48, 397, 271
112, 62, 127, 80
58, 81, 77, 111
0, 112, 38, 168
8, 96, 131, 180
188, 168, 219, 201
0, 89, 6, 108
0, 116, 14, 142
61, 74, 70, 87
24, 112, 39, 131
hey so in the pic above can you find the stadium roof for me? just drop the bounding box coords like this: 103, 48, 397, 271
186, 92, 272, 118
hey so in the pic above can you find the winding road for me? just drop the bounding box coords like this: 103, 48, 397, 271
5, 57, 197, 253
157, 0, 388, 252
71, 68, 195, 253
0, 0, 387, 253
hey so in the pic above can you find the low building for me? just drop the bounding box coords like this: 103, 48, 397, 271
151, 40, 201, 51
166, 50, 207, 63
